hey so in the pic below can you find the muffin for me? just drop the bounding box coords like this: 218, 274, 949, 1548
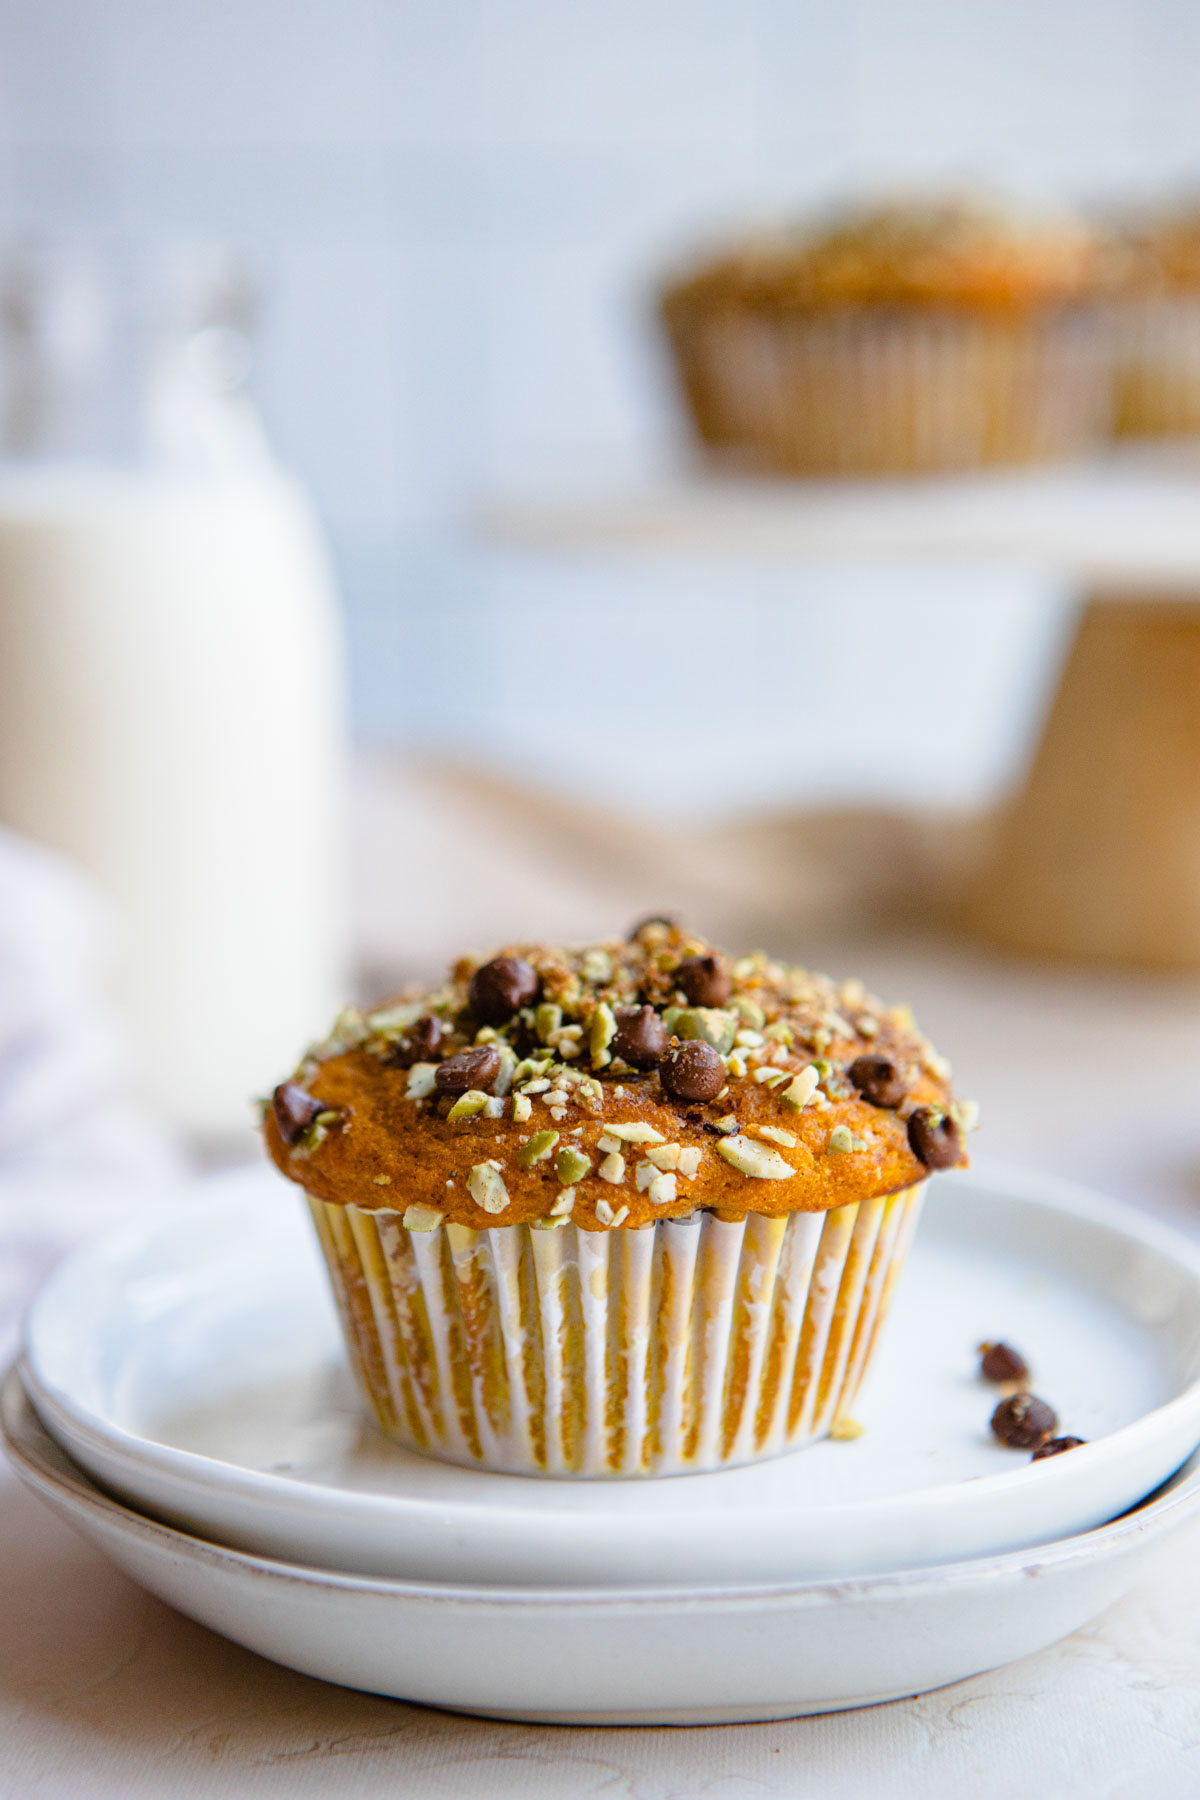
263, 921, 971, 1478
1109, 206, 1200, 437
659, 196, 1110, 474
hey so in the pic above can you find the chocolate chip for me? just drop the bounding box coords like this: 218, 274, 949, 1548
434, 1045, 502, 1097
847, 1054, 907, 1109
627, 913, 679, 940
979, 1341, 1030, 1384
272, 1082, 324, 1145
990, 1392, 1057, 1449
612, 1005, 668, 1069
383, 1013, 444, 1068
674, 953, 731, 1008
907, 1106, 961, 1170
1031, 1435, 1086, 1461
468, 956, 539, 1025
661, 1039, 726, 1103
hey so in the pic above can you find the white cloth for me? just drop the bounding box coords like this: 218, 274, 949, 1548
0, 828, 182, 1362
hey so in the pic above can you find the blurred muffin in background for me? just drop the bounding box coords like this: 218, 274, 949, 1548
659, 195, 1111, 475
1108, 204, 1200, 437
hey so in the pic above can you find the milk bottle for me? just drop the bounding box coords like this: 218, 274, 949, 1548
0, 244, 347, 1139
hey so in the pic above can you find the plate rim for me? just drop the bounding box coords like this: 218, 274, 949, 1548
7, 1365, 1200, 1611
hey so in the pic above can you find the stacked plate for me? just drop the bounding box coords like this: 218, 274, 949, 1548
8, 1162, 1200, 1724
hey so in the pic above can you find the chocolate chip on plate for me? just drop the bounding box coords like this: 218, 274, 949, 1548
991, 1391, 1058, 1449
435, 1045, 502, 1097
272, 1082, 324, 1145
907, 1106, 961, 1170
847, 1054, 907, 1109
979, 1341, 1030, 1384
612, 1005, 668, 1069
660, 1039, 726, 1103
468, 956, 539, 1024
384, 1013, 445, 1068
674, 953, 731, 1008
1031, 1436, 1087, 1461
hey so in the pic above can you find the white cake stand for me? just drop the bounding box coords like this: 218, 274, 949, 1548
483, 445, 1200, 968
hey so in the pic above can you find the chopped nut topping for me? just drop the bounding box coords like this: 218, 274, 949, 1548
511, 1093, 532, 1122
531, 1215, 568, 1230
598, 1151, 626, 1185
827, 1124, 867, 1154
550, 1187, 577, 1216
447, 1088, 491, 1122
594, 1196, 628, 1228
677, 1146, 702, 1179
555, 1145, 592, 1185
467, 1161, 509, 1213
517, 1129, 559, 1168
717, 1135, 794, 1180
755, 1124, 797, 1148
372, 1173, 392, 1185
781, 1066, 820, 1111
648, 1172, 677, 1206
405, 1063, 439, 1100
403, 1204, 443, 1231
604, 1122, 666, 1145
645, 1142, 681, 1170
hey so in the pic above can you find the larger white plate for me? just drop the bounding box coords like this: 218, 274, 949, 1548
6, 1370, 1200, 1725
22, 1163, 1200, 1588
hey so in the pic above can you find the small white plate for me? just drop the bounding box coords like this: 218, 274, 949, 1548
6, 1370, 1200, 1725
22, 1163, 1200, 1588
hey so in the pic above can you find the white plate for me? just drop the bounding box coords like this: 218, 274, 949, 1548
6, 1369, 1200, 1725
22, 1163, 1200, 1588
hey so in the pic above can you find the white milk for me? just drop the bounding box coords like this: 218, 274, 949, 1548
0, 466, 347, 1138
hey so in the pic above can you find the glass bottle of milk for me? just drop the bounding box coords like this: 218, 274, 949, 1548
0, 242, 346, 1141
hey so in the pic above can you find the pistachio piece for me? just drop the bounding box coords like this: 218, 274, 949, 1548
518, 1129, 560, 1169
604, 1122, 665, 1145
468, 1161, 509, 1213
781, 1066, 820, 1111
716, 1134, 794, 1180
536, 1002, 563, 1042
555, 1145, 592, 1185
756, 1124, 797, 1148
664, 1006, 737, 1055
531, 1215, 569, 1231
447, 1088, 490, 1122
598, 1151, 626, 1185
550, 1187, 577, 1217
733, 997, 766, 1030
405, 1062, 439, 1100
582, 947, 613, 984
827, 1124, 867, 1154
511, 1093, 532, 1122
589, 1001, 617, 1068
403, 1204, 444, 1232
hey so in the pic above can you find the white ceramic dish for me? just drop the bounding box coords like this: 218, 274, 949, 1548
22, 1163, 1200, 1588
6, 1369, 1200, 1725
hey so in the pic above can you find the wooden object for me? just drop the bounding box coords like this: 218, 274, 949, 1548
970, 598, 1200, 967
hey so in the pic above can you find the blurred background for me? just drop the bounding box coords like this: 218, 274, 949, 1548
3, 0, 1200, 1301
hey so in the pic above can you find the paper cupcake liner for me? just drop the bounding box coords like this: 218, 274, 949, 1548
666, 305, 1110, 474
306, 1184, 926, 1478
1112, 295, 1200, 437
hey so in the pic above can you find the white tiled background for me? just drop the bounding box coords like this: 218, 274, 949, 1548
2, 0, 1199, 817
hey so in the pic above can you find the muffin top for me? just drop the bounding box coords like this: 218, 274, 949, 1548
663, 196, 1100, 314
264, 921, 971, 1234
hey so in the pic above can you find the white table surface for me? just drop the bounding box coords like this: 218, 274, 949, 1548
5, 933, 1200, 1798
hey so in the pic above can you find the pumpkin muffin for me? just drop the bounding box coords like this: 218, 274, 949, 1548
264, 920, 973, 1477
659, 195, 1110, 474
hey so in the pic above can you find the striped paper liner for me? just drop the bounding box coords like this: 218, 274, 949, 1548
666, 305, 1110, 474
306, 1183, 926, 1478
1112, 295, 1200, 437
